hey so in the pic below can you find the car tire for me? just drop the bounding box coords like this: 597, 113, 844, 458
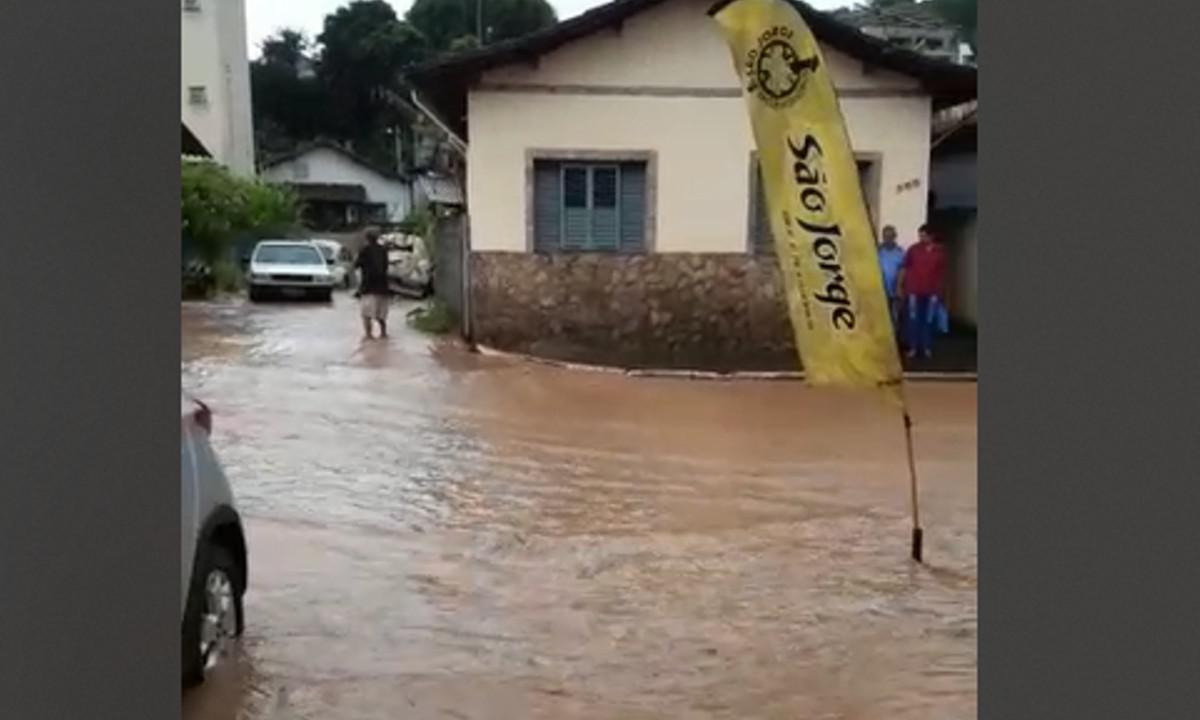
315, 288, 333, 303
182, 544, 244, 687
248, 286, 263, 303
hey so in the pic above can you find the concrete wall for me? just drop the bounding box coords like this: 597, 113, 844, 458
181, 0, 255, 175
467, 0, 933, 254
472, 252, 798, 370
261, 148, 416, 223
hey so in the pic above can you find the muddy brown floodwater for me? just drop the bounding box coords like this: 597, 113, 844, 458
181, 296, 976, 720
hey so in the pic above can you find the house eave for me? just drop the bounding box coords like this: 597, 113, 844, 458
407, 0, 977, 141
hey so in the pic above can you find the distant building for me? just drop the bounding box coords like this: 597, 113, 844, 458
833, 3, 972, 65
260, 142, 417, 232
181, 0, 256, 175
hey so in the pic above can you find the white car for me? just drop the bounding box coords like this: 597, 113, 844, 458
382, 234, 433, 297
312, 239, 355, 290
181, 393, 247, 685
247, 240, 336, 302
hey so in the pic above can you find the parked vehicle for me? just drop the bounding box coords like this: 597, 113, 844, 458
312, 239, 355, 290
182, 260, 214, 298
247, 240, 336, 302
382, 233, 433, 298
181, 394, 248, 685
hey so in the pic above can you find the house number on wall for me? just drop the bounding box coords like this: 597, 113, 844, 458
896, 178, 922, 194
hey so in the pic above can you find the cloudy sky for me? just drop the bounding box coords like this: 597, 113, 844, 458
246, 0, 845, 57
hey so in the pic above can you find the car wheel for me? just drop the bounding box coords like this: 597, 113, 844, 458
182, 544, 244, 686
248, 286, 263, 303
320, 288, 333, 303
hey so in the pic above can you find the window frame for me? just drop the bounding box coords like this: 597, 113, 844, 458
557, 163, 623, 251
746, 150, 883, 255
525, 149, 657, 254
187, 85, 208, 107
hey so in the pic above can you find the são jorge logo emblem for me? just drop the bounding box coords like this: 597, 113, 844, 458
743, 25, 819, 109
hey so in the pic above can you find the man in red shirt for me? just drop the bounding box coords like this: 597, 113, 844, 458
900, 224, 947, 359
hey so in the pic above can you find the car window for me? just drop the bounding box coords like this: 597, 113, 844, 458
254, 245, 323, 265
316, 244, 336, 262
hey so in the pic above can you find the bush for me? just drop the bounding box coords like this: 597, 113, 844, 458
213, 261, 245, 294
397, 206, 435, 241
406, 299, 455, 335
181, 160, 299, 297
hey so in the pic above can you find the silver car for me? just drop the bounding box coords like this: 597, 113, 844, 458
181, 394, 248, 685
247, 240, 336, 302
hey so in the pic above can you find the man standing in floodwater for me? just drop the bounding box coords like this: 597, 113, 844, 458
877, 225, 906, 339
354, 228, 391, 340
900, 224, 947, 359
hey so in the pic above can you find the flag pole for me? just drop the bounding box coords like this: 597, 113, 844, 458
902, 410, 923, 562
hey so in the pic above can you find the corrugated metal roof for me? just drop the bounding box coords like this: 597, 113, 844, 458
418, 175, 464, 206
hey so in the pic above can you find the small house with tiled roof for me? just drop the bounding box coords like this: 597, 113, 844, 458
409, 0, 976, 370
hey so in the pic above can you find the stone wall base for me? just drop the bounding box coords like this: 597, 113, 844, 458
469, 252, 800, 371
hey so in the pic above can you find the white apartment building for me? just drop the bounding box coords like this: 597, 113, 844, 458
181, 0, 255, 175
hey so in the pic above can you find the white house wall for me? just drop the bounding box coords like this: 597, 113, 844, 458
468, 0, 932, 252
181, 0, 255, 175
261, 148, 415, 223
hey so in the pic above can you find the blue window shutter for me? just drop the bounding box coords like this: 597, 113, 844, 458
562, 166, 590, 250
590, 166, 619, 250
618, 162, 646, 252
751, 159, 873, 254
533, 161, 561, 251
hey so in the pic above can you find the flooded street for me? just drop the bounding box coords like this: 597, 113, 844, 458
181, 295, 976, 720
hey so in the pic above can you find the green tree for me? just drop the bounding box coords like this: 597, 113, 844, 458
486, 0, 558, 44
261, 28, 309, 70
405, 0, 557, 52
316, 1, 431, 163
249, 0, 558, 171
251, 29, 329, 157
181, 161, 298, 269
927, 0, 976, 50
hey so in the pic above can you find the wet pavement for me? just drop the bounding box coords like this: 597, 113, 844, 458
181, 294, 977, 720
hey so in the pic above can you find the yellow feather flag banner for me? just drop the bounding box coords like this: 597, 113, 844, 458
710, 0, 904, 407
712, 0, 927, 561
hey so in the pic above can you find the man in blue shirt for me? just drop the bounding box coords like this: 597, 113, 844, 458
877, 225, 905, 335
